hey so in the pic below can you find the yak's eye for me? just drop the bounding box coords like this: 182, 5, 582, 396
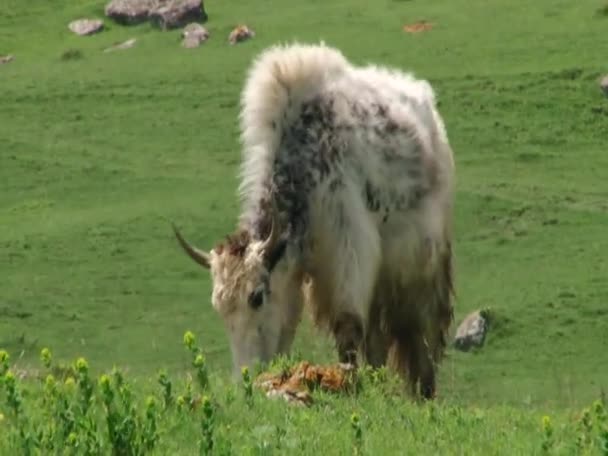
248, 288, 264, 310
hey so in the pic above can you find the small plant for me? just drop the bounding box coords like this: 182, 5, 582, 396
75, 357, 94, 415
199, 395, 215, 455
184, 331, 196, 351
157, 370, 174, 409
594, 399, 607, 424
541, 415, 553, 453
142, 396, 159, 452
184, 377, 196, 412
100, 367, 149, 454
594, 400, 608, 456
40, 348, 52, 369
3, 370, 23, 419
576, 407, 594, 450
351, 412, 363, 455
241, 366, 253, 408
183, 331, 210, 392
596, 3, 608, 17
0, 350, 9, 376
193, 354, 209, 392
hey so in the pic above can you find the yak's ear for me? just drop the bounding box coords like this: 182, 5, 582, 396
264, 237, 288, 272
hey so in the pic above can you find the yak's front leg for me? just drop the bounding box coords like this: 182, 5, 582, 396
333, 312, 364, 366
322, 197, 382, 368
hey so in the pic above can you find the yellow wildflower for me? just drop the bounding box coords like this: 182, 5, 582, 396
183, 331, 196, 349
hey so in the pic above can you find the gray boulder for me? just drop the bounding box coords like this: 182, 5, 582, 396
181, 23, 209, 48
105, 0, 156, 25
453, 309, 490, 351
68, 19, 104, 36
0, 55, 14, 65
150, 0, 206, 30
601, 75, 608, 97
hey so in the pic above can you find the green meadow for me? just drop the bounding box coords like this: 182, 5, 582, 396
1, 0, 608, 453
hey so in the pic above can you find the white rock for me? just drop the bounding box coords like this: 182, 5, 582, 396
68, 19, 104, 36
150, 0, 207, 30
103, 38, 137, 53
105, 0, 155, 25
0, 55, 14, 65
453, 310, 489, 351
600, 75, 608, 97
181, 23, 209, 48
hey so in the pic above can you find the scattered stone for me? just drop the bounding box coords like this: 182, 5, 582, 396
68, 19, 104, 36
0, 55, 14, 65
181, 23, 209, 48
453, 309, 490, 351
600, 75, 608, 97
228, 24, 255, 45
105, 0, 156, 25
403, 21, 434, 33
103, 38, 137, 53
150, 0, 207, 30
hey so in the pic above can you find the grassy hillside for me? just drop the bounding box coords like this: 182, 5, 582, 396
1, 0, 608, 437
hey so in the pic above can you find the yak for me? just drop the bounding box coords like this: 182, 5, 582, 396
173, 42, 455, 399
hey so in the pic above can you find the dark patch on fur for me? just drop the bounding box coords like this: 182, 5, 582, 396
363, 178, 429, 214
329, 177, 343, 192
373, 102, 388, 118
252, 191, 273, 241
267, 94, 342, 240
215, 229, 251, 257
385, 120, 399, 134
248, 287, 264, 309
264, 237, 288, 272
350, 100, 370, 121
365, 180, 381, 212
246, 91, 438, 280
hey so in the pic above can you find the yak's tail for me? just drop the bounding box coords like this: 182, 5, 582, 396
237, 42, 350, 214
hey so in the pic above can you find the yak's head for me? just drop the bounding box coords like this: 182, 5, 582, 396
172, 217, 302, 378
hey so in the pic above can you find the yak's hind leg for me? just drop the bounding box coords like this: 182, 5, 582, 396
364, 275, 392, 368
388, 311, 439, 400
387, 244, 454, 400
309, 188, 382, 366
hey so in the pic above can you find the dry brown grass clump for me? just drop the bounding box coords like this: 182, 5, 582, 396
255, 361, 356, 406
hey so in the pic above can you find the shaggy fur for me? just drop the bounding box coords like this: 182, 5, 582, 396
173, 41, 455, 399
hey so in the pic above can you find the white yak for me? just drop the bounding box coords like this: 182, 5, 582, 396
173, 41, 455, 399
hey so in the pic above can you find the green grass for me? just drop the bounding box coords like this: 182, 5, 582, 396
1, 0, 608, 451
1, 341, 607, 455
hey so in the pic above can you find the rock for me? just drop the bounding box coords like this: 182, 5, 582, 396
149, 0, 207, 30
105, 0, 156, 25
103, 38, 137, 53
601, 75, 608, 97
181, 23, 209, 48
0, 55, 14, 65
68, 19, 104, 36
453, 309, 490, 351
228, 25, 255, 45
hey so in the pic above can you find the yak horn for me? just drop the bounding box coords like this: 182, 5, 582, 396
261, 205, 281, 252
172, 223, 211, 269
